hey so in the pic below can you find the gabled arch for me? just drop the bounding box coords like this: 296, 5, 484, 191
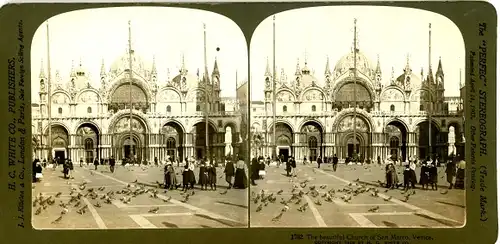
51, 91, 72, 104
158, 87, 182, 102
106, 75, 151, 103
76, 88, 102, 103
74, 120, 102, 134
331, 75, 376, 102
275, 89, 296, 102
380, 86, 406, 102
106, 110, 152, 134
300, 87, 326, 101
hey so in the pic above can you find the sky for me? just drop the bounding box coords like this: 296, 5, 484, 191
250, 6, 465, 101
31, 7, 248, 103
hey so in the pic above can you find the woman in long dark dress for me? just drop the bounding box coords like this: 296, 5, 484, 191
199, 161, 209, 190
419, 160, 430, 190
182, 164, 190, 191
224, 159, 235, 189
385, 161, 393, 188
445, 160, 456, 189
250, 158, 259, 185
285, 158, 292, 177
167, 163, 178, 190
187, 161, 196, 189
233, 156, 247, 189
164, 163, 171, 189
455, 159, 465, 189
429, 162, 438, 190
207, 162, 217, 190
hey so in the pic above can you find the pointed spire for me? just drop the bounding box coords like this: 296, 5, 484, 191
150, 55, 157, 76
280, 68, 286, 83
166, 68, 171, 83
391, 67, 395, 83
404, 53, 412, 73
421, 67, 425, 81
375, 54, 381, 74
202, 23, 210, 84
265, 57, 272, 76
70, 60, 76, 77
427, 23, 434, 83
436, 56, 443, 75
39, 59, 46, 79
353, 18, 359, 52
295, 58, 301, 76
100, 58, 106, 76
324, 56, 331, 75
179, 53, 187, 74
304, 49, 308, 66
212, 58, 219, 76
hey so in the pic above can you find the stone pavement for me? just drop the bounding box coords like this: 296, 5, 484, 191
249, 163, 465, 228
32, 164, 248, 229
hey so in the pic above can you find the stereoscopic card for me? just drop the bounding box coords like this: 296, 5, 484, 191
0, 1, 497, 244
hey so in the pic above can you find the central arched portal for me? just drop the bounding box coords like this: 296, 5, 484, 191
300, 121, 323, 162
191, 122, 216, 160
45, 124, 70, 161
385, 120, 408, 162
76, 123, 100, 164
415, 120, 440, 159
271, 122, 293, 162
335, 114, 372, 161
162, 121, 184, 161
111, 116, 148, 162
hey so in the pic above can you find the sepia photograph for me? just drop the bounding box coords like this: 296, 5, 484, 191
248, 6, 466, 228
30, 7, 249, 229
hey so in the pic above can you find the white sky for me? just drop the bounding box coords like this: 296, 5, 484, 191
250, 6, 465, 100
31, 7, 248, 102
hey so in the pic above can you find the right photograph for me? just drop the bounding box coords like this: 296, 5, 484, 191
249, 6, 466, 228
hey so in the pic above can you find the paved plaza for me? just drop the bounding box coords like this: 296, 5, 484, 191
249, 162, 466, 228
32, 164, 248, 229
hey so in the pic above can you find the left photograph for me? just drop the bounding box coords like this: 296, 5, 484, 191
30, 7, 249, 229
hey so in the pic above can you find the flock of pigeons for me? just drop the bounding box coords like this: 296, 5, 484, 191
250, 164, 450, 223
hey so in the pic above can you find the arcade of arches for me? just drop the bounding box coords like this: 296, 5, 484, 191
259, 115, 464, 162
36, 118, 241, 163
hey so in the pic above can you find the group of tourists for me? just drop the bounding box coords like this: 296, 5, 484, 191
384, 154, 466, 191
163, 154, 248, 192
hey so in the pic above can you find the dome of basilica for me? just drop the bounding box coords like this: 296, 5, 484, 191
333, 50, 374, 78
109, 51, 149, 77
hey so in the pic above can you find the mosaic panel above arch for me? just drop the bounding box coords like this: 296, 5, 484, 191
276, 90, 294, 102
335, 83, 372, 102
78, 91, 100, 103
159, 89, 181, 102
337, 115, 370, 133
52, 93, 71, 104
111, 84, 148, 104
112, 117, 146, 134
381, 88, 405, 101
302, 89, 324, 101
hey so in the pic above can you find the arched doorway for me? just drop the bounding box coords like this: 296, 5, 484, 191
415, 120, 440, 159
76, 123, 100, 164
385, 120, 408, 162
191, 122, 216, 160
111, 116, 147, 162
336, 114, 371, 161
162, 121, 184, 162
272, 122, 293, 162
45, 124, 70, 162
300, 121, 323, 162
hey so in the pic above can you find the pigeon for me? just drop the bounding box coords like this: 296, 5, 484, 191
76, 205, 88, 215
281, 205, 290, 212
402, 195, 410, 202
277, 190, 283, 195
255, 204, 263, 212
55, 192, 62, 198
74, 201, 81, 208
34, 207, 42, 215
182, 194, 190, 203
297, 203, 308, 212
368, 206, 380, 212
220, 190, 228, 195
51, 216, 63, 224
61, 208, 69, 215
440, 190, 448, 195
272, 212, 283, 222
163, 196, 172, 202
148, 207, 160, 214
314, 199, 322, 205
94, 202, 101, 208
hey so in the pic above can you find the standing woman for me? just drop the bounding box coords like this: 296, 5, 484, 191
290, 156, 297, 177
285, 157, 292, 177
188, 160, 196, 189
409, 158, 417, 188
419, 158, 430, 190
445, 159, 456, 189
93, 157, 99, 170
429, 162, 438, 190
233, 155, 248, 189
164, 162, 171, 189
224, 157, 235, 189
207, 161, 217, 190
455, 158, 466, 189
250, 158, 259, 185
167, 162, 178, 190
316, 156, 322, 169
199, 161, 209, 190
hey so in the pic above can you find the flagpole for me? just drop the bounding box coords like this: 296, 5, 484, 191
203, 23, 210, 161
428, 23, 432, 159
128, 20, 133, 161
272, 15, 277, 161
46, 22, 53, 162
352, 18, 357, 161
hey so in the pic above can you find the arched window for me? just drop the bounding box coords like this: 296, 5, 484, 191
166, 137, 176, 148
84, 138, 93, 150
312, 105, 316, 112
58, 107, 62, 114
419, 104, 424, 111
308, 136, 318, 148
283, 105, 287, 112
166, 105, 171, 113
87, 107, 92, 113
196, 105, 200, 111
390, 104, 395, 112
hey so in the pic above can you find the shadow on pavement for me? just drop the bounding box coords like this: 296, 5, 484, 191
215, 201, 248, 209
382, 221, 399, 227
194, 214, 246, 227
413, 213, 460, 227
161, 221, 179, 228
434, 200, 465, 209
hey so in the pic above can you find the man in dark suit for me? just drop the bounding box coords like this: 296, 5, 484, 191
332, 154, 339, 172
109, 156, 116, 173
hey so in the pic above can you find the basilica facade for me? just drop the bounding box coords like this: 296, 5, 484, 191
250, 49, 465, 163
32, 50, 242, 164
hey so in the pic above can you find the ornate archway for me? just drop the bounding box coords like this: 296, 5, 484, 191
299, 120, 324, 162
385, 119, 409, 162
108, 82, 149, 113
76, 123, 100, 164
191, 122, 217, 160
44, 124, 70, 161
415, 120, 440, 159
162, 121, 185, 162
335, 114, 372, 161
110, 116, 148, 162
270, 122, 294, 161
